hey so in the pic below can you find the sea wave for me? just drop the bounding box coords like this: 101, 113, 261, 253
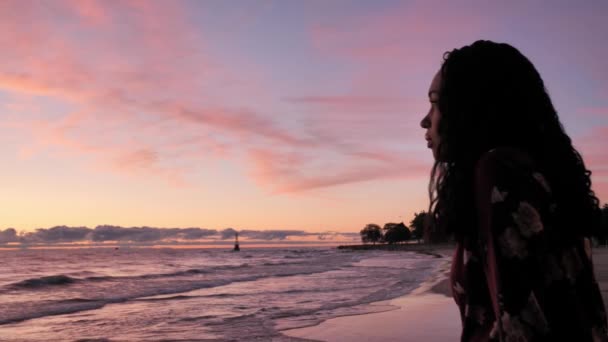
6, 264, 251, 291
10, 275, 78, 289
0, 266, 351, 325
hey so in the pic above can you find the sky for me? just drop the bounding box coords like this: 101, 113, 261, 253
1, 0, 607, 239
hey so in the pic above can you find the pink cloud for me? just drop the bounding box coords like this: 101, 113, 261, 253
286, 95, 413, 115
169, 105, 309, 147
0, 2, 295, 185
64, 0, 109, 26
287, 95, 407, 106
0, 1, 440, 193
114, 148, 158, 170
247, 147, 430, 193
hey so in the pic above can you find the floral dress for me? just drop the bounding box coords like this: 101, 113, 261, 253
450, 148, 608, 341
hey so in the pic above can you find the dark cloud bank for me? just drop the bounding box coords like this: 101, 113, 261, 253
0, 226, 358, 246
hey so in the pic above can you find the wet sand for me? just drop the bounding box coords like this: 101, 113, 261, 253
282, 246, 608, 342
281, 247, 460, 341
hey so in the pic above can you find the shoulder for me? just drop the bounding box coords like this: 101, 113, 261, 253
473, 147, 544, 205
474, 147, 554, 208
475, 147, 536, 184
476, 147, 535, 175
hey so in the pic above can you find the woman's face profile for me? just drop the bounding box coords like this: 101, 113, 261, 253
420, 71, 442, 160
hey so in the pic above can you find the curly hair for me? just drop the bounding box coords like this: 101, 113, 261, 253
428, 40, 600, 240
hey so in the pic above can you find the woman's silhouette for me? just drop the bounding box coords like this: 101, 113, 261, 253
421, 40, 608, 341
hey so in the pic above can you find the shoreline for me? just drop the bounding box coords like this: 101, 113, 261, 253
342, 243, 455, 297
280, 245, 460, 341
282, 247, 608, 341
338, 242, 453, 251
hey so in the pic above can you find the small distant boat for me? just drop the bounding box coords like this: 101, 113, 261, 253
233, 232, 240, 251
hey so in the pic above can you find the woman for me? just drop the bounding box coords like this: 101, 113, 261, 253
420, 40, 608, 341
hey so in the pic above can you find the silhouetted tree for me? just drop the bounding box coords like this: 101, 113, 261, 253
383, 222, 411, 244
360, 224, 382, 245
410, 211, 428, 244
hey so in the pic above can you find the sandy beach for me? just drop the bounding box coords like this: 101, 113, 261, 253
281, 247, 461, 341
282, 246, 608, 342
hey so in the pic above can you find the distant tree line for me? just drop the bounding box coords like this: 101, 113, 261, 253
360, 211, 428, 245
362, 204, 608, 245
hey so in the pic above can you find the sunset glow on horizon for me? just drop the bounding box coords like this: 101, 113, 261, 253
1, 1, 607, 234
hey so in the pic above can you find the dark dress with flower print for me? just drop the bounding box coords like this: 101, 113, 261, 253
450, 148, 608, 341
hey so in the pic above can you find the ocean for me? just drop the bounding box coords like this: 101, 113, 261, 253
0, 246, 445, 341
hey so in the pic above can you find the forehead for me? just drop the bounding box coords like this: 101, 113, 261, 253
428, 71, 441, 92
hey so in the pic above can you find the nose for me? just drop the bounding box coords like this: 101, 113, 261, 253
420, 113, 430, 129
